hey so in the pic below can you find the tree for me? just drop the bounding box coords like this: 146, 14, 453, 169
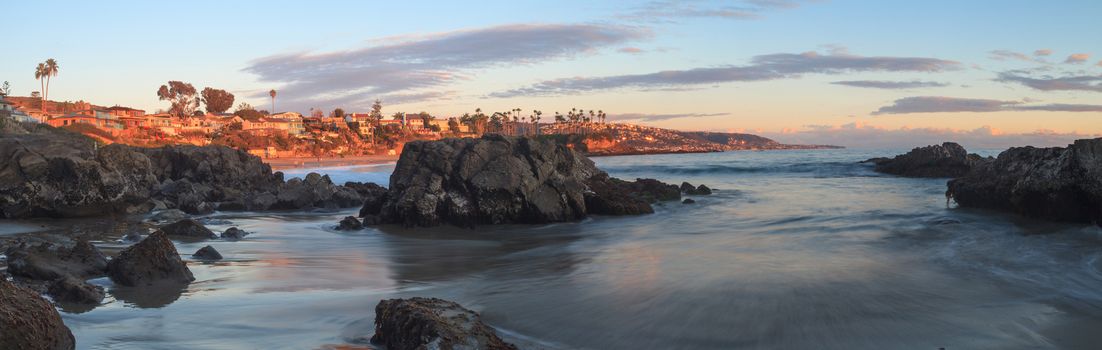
34, 63, 47, 113
30, 91, 40, 99
269, 89, 277, 113
370, 99, 383, 123
233, 103, 264, 121
157, 81, 199, 117
0, 81, 9, 97
417, 111, 433, 128
331, 108, 345, 118
447, 117, 459, 133
200, 87, 235, 114
43, 59, 58, 114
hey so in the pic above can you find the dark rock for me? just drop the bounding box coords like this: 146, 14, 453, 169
47, 276, 105, 305
355, 182, 390, 217
584, 174, 655, 216
680, 182, 696, 193
361, 214, 384, 226
5, 239, 108, 281
159, 219, 216, 240
345, 181, 388, 199
107, 231, 195, 287
122, 231, 144, 243
683, 198, 696, 204
867, 142, 990, 178
220, 227, 248, 240
338, 216, 363, 230
215, 200, 246, 211
192, 245, 223, 260
149, 209, 188, 222
0, 279, 76, 350
695, 184, 712, 195
947, 138, 1102, 225
370, 297, 517, 350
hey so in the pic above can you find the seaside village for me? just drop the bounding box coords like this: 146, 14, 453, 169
0, 93, 480, 159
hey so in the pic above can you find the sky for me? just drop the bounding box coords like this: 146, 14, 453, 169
2, 0, 1100, 148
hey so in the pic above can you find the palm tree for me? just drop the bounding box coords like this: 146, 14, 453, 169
269, 89, 277, 113
43, 59, 59, 114
34, 63, 47, 113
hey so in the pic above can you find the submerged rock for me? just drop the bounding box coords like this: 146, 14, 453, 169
192, 245, 223, 260
47, 276, 105, 305
947, 138, 1102, 225
337, 216, 364, 230
866, 142, 990, 178
107, 231, 195, 287
5, 239, 108, 281
0, 279, 76, 350
220, 227, 249, 240
158, 219, 217, 240
683, 198, 696, 204
371, 297, 517, 350
680, 182, 713, 195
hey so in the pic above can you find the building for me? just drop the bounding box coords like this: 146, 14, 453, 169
345, 113, 375, 137
47, 113, 125, 133
106, 106, 145, 118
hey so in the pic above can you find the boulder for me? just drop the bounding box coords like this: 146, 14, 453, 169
0, 279, 76, 350
866, 142, 990, 178
370, 297, 517, 350
269, 173, 364, 210
337, 216, 363, 230
5, 239, 108, 281
159, 219, 216, 240
47, 276, 105, 305
192, 245, 223, 260
107, 231, 195, 287
947, 138, 1102, 225
683, 198, 696, 204
695, 184, 712, 195
220, 227, 248, 240
583, 175, 655, 216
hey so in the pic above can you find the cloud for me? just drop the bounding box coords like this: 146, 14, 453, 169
608, 112, 729, 122
830, 80, 949, 89
1065, 53, 1091, 64
618, 47, 645, 54
1034, 49, 1053, 56
997, 72, 1102, 92
490, 50, 960, 97
989, 50, 1035, 62
621, 0, 815, 22
244, 24, 649, 110
872, 96, 1102, 115
763, 122, 1101, 149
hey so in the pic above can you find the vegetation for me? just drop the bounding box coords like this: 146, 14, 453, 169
233, 103, 264, 121
269, 89, 277, 113
200, 88, 235, 114
157, 81, 199, 117
0, 81, 10, 97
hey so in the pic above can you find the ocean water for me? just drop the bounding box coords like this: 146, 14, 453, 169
56, 149, 1102, 349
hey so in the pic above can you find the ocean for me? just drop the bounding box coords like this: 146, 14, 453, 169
61, 149, 1102, 349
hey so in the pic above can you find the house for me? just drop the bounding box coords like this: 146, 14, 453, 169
48, 113, 125, 133
106, 106, 145, 118
345, 113, 375, 137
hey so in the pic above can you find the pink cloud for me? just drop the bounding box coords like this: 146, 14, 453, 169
1065, 53, 1091, 64
762, 122, 1100, 149
1034, 49, 1053, 56
617, 47, 645, 54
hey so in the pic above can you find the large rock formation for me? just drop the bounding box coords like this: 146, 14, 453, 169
866, 142, 990, 178
947, 138, 1102, 225
0, 279, 76, 350
370, 297, 517, 350
107, 231, 195, 287
5, 239, 108, 281
0, 122, 365, 219
360, 135, 684, 227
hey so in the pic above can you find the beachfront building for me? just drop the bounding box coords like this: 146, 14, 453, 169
47, 113, 125, 133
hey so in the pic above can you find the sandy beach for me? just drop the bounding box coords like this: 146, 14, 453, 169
265, 154, 399, 170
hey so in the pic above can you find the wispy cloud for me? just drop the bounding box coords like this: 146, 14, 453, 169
618, 47, 645, 54
989, 50, 1036, 62
1065, 53, 1091, 64
830, 80, 949, 89
997, 72, 1102, 92
609, 112, 729, 122
491, 50, 960, 97
243, 24, 649, 110
872, 96, 1102, 115
621, 0, 816, 22
1034, 49, 1053, 57
764, 122, 1100, 149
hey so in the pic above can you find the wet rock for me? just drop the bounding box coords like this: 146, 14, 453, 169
584, 174, 655, 216
221, 227, 249, 240
683, 198, 696, 204
338, 216, 363, 230
149, 209, 188, 223
122, 231, 144, 243
356, 182, 390, 217
695, 184, 712, 195
270, 173, 364, 210
5, 239, 108, 281
192, 245, 223, 260
361, 214, 384, 226
866, 142, 990, 178
370, 297, 517, 350
627, 178, 681, 202
680, 182, 696, 193
947, 138, 1102, 225
158, 219, 217, 240
107, 231, 195, 287
47, 276, 105, 305
0, 279, 76, 350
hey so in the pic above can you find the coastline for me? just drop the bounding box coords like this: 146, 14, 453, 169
266, 154, 398, 170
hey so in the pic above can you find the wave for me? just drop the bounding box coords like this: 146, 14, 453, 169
601, 161, 874, 176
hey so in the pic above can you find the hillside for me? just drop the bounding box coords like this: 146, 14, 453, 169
541, 123, 840, 156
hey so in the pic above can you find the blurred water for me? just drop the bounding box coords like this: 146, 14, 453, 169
60, 149, 1102, 349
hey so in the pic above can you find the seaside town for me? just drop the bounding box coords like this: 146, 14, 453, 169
0, 71, 832, 163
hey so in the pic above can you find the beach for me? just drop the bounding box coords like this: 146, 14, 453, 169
264, 154, 398, 170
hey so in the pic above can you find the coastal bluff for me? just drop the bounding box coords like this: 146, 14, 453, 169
0, 122, 365, 219
357, 134, 704, 227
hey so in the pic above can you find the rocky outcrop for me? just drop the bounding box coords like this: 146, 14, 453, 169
5, 239, 108, 281
0, 123, 368, 219
358, 135, 691, 227
337, 216, 363, 230
47, 276, 105, 305
192, 245, 223, 260
866, 142, 990, 178
158, 219, 217, 240
0, 279, 76, 350
681, 182, 712, 195
220, 227, 248, 240
370, 297, 517, 350
947, 138, 1102, 225
107, 231, 195, 287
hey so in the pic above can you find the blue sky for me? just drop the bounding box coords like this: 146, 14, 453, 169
3, 0, 1100, 147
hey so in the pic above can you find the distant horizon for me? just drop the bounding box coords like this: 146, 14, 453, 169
3, 0, 1100, 148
